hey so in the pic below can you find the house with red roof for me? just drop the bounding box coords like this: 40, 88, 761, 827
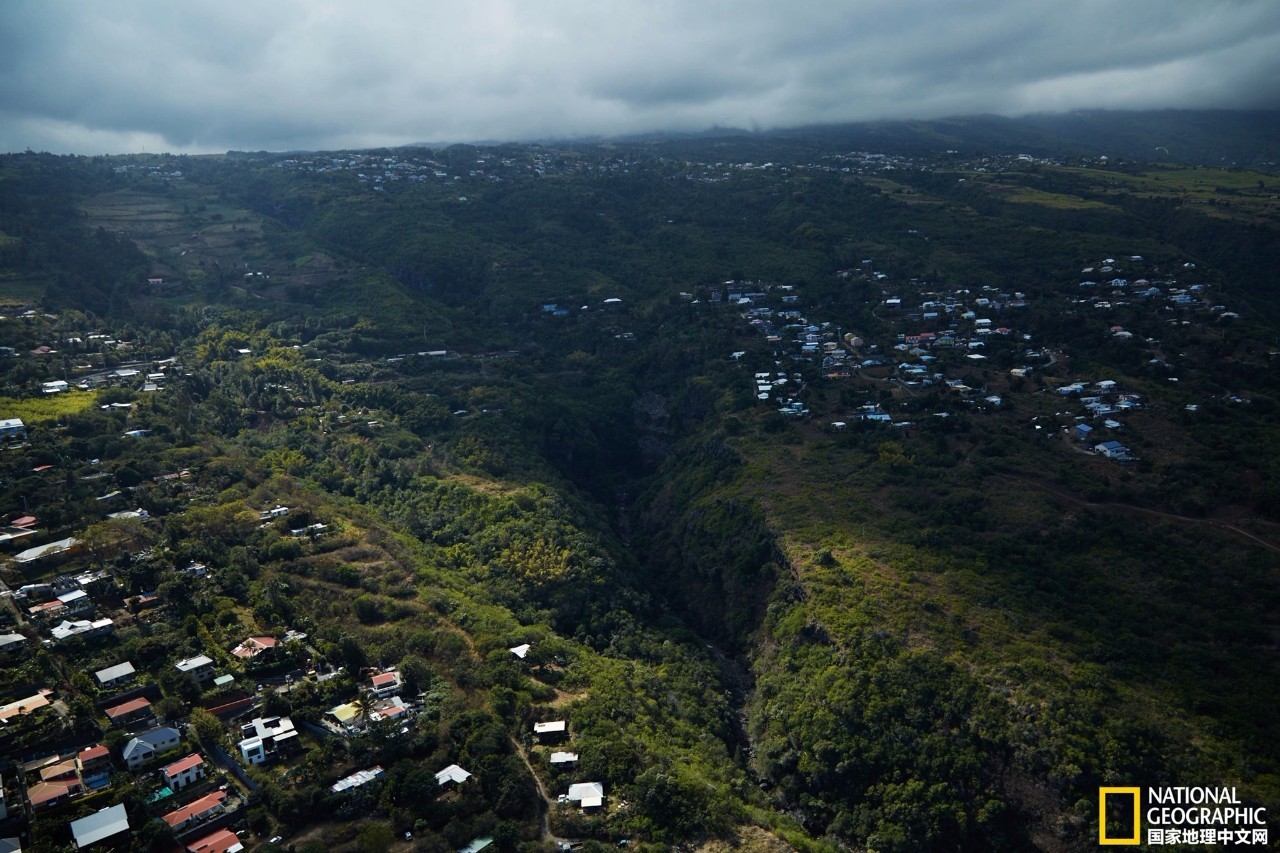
369, 669, 403, 699
162, 753, 206, 790
185, 827, 245, 853
27, 778, 78, 811
231, 636, 277, 660
77, 743, 113, 784
104, 696, 152, 727
162, 790, 227, 831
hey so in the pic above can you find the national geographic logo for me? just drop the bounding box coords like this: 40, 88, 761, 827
1099, 788, 1141, 845
1099, 787, 1268, 846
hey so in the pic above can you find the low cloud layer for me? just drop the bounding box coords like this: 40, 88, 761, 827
2, 0, 1278, 154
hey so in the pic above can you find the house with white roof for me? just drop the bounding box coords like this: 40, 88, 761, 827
435, 764, 472, 787
533, 720, 567, 742
238, 715, 299, 765
70, 803, 130, 849
566, 781, 605, 811
94, 661, 136, 689
122, 726, 182, 770
175, 654, 216, 685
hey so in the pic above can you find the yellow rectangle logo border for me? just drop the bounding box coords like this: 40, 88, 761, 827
1099, 787, 1141, 845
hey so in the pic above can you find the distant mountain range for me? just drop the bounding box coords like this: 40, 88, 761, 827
534, 109, 1280, 170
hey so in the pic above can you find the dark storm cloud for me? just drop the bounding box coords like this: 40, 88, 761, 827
1, 0, 1277, 154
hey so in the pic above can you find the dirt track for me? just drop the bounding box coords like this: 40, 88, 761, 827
996, 472, 1280, 554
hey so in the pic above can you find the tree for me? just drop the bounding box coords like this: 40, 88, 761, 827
189, 707, 226, 747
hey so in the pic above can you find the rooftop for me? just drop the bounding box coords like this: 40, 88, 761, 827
163, 752, 204, 777
70, 803, 130, 848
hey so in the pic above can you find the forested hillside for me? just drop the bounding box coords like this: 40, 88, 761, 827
0, 112, 1277, 852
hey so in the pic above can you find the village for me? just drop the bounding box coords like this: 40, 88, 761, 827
715, 250, 1241, 469
0, 309, 613, 852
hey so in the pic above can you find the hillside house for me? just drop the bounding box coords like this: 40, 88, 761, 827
1095, 441, 1134, 461
184, 827, 244, 853
329, 765, 385, 794
230, 636, 276, 660
162, 753, 206, 790
94, 661, 136, 689
56, 589, 93, 614
77, 743, 112, 785
566, 781, 605, 812
0, 633, 27, 656
238, 715, 299, 766
51, 616, 113, 642
0, 418, 24, 440
122, 726, 182, 770
175, 654, 216, 686
369, 670, 403, 698
104, 696, 153, 728
15, 536, 81, 565
533, 720, 568, 742
0, 689, 53, 724
70, 803, 131, 849
162, 790, 227, 832
28, 757, 82, 810
435, 764, 472, 787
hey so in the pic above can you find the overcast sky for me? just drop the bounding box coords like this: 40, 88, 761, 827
2, 0, 1278, 155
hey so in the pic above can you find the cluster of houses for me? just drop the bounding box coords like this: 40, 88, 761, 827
1059, 379, 1143, 463
0, 522, 327, 851
324, 669, 413, 734
512, 643, 603, 814
46, 748, 241, 852
716, 245, 1234, 456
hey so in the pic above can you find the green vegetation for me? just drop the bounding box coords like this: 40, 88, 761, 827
0, 389, 98, 422
0, 115, 1278, 851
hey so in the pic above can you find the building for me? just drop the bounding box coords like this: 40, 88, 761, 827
435, 764, 472, 787
94, 661, 136, 689
533, 720, 567, 742
185, 827, 245, 853
50, 617, 113, 642
28, 768, 81, 811
161, 790, 227, 832
175, 655, 216, 686
0, 418, 24, 439
15, 537, 81, 565
0, 689, 53, 723
122, 726, 182, 770
237, 715, 299, 766
162, 753, 206, 790
0, 633, 28, 656
368, 670, 402, 698
70, 803, 130, 849
549, 751, 578, 765
1095, 440, 1134, 460
566, 781, 605, 811
230, 636, 276, 660
104, 696, 152, 728
329, 765, 385, 794
77, 743, 113, 785
56, 588, 93, 614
